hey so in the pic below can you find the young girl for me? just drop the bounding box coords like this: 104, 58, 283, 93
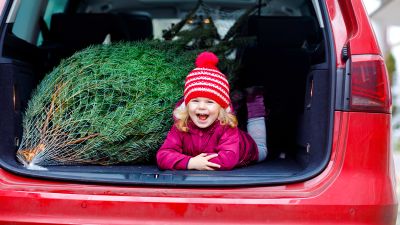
156, 52, 267, 170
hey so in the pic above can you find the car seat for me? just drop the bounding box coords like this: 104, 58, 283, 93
239, 16, 322, 159
41, 12, 153, 69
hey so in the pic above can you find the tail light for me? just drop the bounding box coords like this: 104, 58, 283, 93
350, 55, 392, 113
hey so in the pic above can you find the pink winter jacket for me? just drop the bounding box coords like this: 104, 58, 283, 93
156, 120, 259, 170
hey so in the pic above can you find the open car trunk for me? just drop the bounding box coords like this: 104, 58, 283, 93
0, 0, 334, 186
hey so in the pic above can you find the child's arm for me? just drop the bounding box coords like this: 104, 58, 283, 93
207, 127, 241, 170
156, 126, 192, 170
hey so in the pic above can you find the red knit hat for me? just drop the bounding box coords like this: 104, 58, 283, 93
184, 52, 231, 109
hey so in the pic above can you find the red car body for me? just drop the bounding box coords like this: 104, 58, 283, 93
0, 0, 397, 224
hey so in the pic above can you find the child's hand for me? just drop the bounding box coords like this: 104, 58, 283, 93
187, 153, 221, 170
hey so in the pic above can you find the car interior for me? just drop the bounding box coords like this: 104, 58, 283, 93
0, 0, 334, 186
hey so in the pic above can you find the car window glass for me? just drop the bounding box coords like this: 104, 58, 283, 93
11, 0, 67, 46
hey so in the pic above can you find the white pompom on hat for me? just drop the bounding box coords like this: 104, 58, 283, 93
183, 52, 231, 109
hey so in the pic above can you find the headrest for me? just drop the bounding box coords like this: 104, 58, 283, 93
49, 13, 153, 48
247, 16, 321, 48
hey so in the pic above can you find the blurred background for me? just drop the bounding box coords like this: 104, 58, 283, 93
363, 0, 400, 223
365, 0, 400, 152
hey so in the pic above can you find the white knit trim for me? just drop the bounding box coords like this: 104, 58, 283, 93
186, 71, 228, 83
185, 77, 229, 92
184, 87, 230, 106
186, 74, 229, 91
192, 67, 224, 76
184, 81, 229, 98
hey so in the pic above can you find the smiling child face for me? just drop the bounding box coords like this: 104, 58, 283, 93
187, 97, 221, 129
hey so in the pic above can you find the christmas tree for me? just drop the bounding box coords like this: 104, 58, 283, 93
17, 41, 197, 168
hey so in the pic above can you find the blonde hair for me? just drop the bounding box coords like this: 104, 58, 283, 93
173, 104, 238, 132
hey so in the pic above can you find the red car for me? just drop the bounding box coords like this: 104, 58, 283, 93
0, 0, 397, 224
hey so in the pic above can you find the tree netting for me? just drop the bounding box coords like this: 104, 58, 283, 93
17, 41, 197, 168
